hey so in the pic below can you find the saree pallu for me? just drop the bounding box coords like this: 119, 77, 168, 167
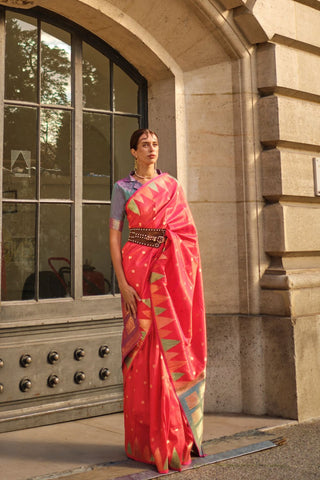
121, 173, 207, 474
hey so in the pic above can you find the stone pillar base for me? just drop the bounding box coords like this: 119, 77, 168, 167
205, 314, 302, 420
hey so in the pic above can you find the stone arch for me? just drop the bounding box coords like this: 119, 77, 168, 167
2, 0, 258, 181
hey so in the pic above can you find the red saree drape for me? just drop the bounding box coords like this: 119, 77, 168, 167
121, 173, 207, 473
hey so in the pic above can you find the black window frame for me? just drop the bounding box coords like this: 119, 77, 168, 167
0, 5, 148, 314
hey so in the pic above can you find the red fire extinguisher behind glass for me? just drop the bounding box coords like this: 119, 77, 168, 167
48, 257, 110, 296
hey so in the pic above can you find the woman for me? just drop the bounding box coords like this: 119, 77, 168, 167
109, 129, 207, 474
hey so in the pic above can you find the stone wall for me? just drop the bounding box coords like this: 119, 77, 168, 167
224, 0, 320, 420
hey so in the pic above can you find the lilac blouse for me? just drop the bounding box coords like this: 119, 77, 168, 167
109, 170, 161, 231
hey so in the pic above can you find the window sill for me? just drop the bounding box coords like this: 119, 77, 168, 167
0, 295, 122, 325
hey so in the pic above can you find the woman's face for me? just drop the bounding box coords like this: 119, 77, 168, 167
131, 133, 159, 168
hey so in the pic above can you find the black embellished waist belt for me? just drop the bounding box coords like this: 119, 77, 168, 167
128, 228, 166, 248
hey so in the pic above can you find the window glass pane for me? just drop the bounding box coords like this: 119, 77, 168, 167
2, 203, 36, 301
83, 205, 111, 296
114, 115, 139, 181
5, 11, 38, 102
83, 42, 110, 110
3, 106, 37, 199
41, 23, 71, 105
1, 8, 145, 304
113, 64, 138, 114
40, 109, 71, 199
83, 112, 110, 200
39, 204, 71, 299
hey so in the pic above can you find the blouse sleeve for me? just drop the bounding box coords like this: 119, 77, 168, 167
109, 183, 126, 231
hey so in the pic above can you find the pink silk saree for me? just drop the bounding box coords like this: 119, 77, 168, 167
121, 173, 207, 473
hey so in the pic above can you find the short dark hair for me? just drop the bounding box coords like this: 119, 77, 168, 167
130, 129, 159, 150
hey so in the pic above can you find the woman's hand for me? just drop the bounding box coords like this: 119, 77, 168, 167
110, 228, 140, 316
120, 282, 141, 317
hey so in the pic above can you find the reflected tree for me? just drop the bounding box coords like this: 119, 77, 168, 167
82, 48, 109, 109
6, 16, 71, 103
41, 39, 70, 105
5, 16, 71, 174
51, 111, 71, 175
5, 16, 37, 102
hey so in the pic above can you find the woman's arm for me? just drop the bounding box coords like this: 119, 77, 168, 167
109, 228, 140, 316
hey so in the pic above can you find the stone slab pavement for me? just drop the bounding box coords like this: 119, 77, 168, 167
159, 418, 320, 480
2, 412, 318, 480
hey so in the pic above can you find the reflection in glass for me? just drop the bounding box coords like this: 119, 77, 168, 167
2, 9, 144, 304
40, 109, 71, 199
2, 203, 36, 301
41, 23, 71, 105
5, 12, 38, 102
83, 42, 110, 110
83, 112, 111, 200
3, 106, 37, 199
39, 204, 71, 298
114, 116, 139, 181
83, 205, 111, 296
113, 64, 138, 113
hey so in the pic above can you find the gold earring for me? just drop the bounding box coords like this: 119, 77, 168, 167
134, 157, 137, 170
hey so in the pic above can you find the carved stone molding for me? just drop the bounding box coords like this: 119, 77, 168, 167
261, 269, 320, 290
218, 0, 246, 8
233, 5, 269, 44
0, 0, 35, 8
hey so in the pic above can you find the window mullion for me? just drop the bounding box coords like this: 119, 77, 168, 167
0, 8, 5, 305
72, 35, 83, 299
35, 18, 41, 300
110, 61, 116, 294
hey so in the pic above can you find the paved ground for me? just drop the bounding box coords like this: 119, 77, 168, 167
2, 413, 320, 480
160, 419, 320, 480
1, 413, 292, 480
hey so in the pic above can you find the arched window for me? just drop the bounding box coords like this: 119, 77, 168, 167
0, 7, 147, 305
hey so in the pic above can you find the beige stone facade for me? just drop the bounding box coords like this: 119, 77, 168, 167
1, 0, 320, 426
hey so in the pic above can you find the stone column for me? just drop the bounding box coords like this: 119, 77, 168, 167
258, 41, 320, 420
221, 0, 320, 420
